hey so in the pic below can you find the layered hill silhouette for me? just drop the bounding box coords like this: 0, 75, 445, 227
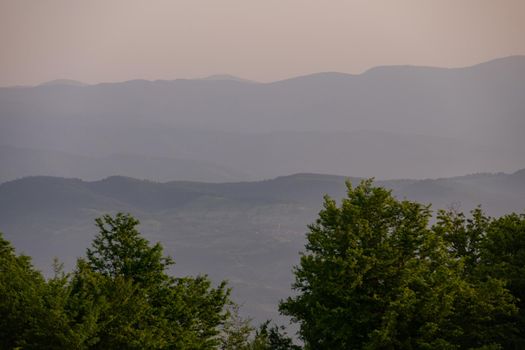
1, 56, 525, 323
0, 144, 247, 183
1, 170, 525, 324
1, 56, 524, 181
38, 79, 88, 87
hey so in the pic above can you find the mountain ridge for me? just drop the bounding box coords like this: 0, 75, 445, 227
7, 55, 518, 88
39, 79, 89, 87
1, 169, 524, 325
1, 55, 524, 181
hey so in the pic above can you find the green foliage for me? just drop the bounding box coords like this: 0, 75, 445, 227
87, 213, 173, 286
219, 310, 300, 350
280, 180, 521, 349
249, 321, 301, 350
435, 209, 525, 348
2, 187, 524, 349
0, 234, 45, 348
482, 213, 525, 318
0, 213, 231, 349
220, 303, 255, 350
77, 213, 231, 349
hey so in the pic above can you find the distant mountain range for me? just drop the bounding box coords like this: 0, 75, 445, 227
1, 170, 524, 324
0, 144, 247, 183
1, 56, 524, 181
200, 74, 256, 83
38, 79, 88, 87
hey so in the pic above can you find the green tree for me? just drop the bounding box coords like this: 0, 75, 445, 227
76, 213, 231, 349
482, 212, 525, 347
436, 209, 525, 348
433, 208, 520, 349
220, 303, 254, 350
435, 207, 488, 269
280, 180, 516, 349
0, 214, 233, 349
86, 214, 172, 287
0, 233, 46, 348
249, 321, 301, 350
219, 311, 300, 350
0, 237, 83, 349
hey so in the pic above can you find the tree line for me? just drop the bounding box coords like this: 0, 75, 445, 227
1, 180, 524, 349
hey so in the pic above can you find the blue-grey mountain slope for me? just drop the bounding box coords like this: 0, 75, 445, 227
1, 56, 524, 181
1, 170, 524, 325
0, 144, 247, 182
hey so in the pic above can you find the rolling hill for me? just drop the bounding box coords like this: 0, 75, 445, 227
1, 56, 524, 181
1, 170, 524, 324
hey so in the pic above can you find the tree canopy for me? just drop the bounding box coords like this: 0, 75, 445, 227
0, 213, 232, 349
280, 180, 523, 349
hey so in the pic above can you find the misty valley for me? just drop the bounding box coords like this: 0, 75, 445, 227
1, 57, 525, 349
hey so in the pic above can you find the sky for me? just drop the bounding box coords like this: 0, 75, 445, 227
0, 0, 524, 86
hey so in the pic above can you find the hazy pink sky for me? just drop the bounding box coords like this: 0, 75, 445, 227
1, 0, 524, 86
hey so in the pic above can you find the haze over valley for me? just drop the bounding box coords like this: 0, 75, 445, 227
2, 56, 525, 325
2, 1, 525, 347
2, 170, 525, 324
